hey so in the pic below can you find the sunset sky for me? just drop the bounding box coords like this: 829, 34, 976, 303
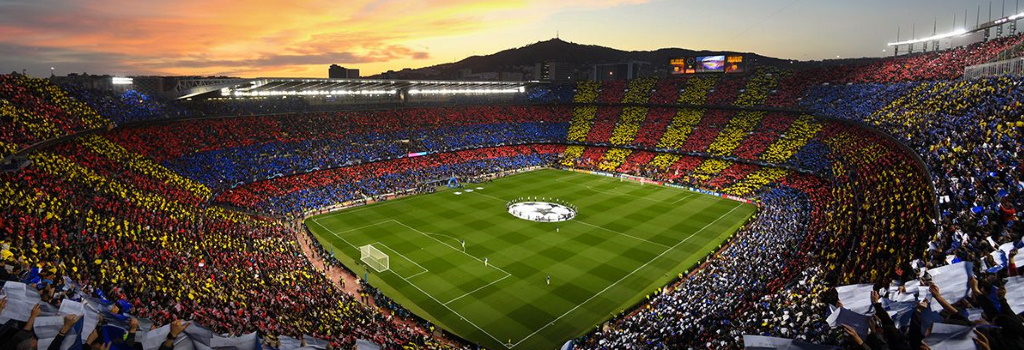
0, 0, 1012, 78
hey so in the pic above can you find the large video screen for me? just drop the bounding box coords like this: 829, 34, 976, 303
670, 54, 747, 75
725, 55, 745, 73
670, 58, 695, 74
696, 55, 725, 73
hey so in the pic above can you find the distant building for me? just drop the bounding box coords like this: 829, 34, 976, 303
592, 61, 654, 81
329, 64, 360, 79
537, 61, 579, 82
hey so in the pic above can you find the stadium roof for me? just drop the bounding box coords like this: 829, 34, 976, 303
176, 77, 534, 100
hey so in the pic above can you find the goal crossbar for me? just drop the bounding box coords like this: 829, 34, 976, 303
360, 244, 390, 272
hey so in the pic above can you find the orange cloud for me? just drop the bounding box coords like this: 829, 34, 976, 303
0, 0, 651, 77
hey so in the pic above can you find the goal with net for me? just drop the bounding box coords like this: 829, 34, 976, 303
620, 174, 659, 186
360, 244, 390, 272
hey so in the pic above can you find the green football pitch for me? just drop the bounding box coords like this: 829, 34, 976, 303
306, 169, 756, 350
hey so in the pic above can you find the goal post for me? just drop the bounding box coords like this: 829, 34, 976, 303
360, 244, 390, 273
619, 174, 647, 185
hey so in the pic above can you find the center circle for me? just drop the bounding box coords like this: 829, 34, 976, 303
506, 199, 577, 222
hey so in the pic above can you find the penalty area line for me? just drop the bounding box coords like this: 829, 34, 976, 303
387, 269, 512, 348
510, 201, 745, 348
443, 274, 511, 306
389, 219, 512, 278
314, 218, 509, 347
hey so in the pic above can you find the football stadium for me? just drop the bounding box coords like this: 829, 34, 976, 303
0, 1, 1023, 350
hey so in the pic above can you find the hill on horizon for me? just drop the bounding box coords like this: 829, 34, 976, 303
370, 38, 880, 79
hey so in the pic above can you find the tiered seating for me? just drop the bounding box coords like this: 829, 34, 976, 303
0, 139, 452, 348
721, 167, 790, 197
216, 145, 564, 215
705, 110, 766, 156
813, 124, 933, 283
596, 80, 626, 103
704, 162, 759, 189
584, 106, 622, 143
703, 75, 747, 105
678, 110, 728, 153
565, 82, 602, 142
632, 107, 675, 147
597, 148, 632, 172
836, 33, 1024, 82
615, 150, 656, 174
649, 77, 717, 150
704, 69, 780, 156
50, 136, 210, 207
803, 75, 1024, 283
758, 114, 823, 164
14, 46, 1018, 349
60, 84, 191, 124
648, 152, 682, 170
577, 146, 610, 169
648, 77, 687, 104
600, 78, 660, 169
607, 79, 658, 145
108, 106, 570, 190
653, 108, 704, 150
764, 70, 820, 108
560, 145, 586, 166
662, 155, 704, 180
732, 68, 780, 107
0, 74, 111, 159
687, 158, 733, 183
731, 112, 796, 160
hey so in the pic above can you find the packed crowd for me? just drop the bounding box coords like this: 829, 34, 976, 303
574, 187, 825, 348
215, 144, 565, 216
822, 33, 1024, 83
555, 64, 951, 348
0, 130, 471, 349
2, 32, 1022, 350
804, 76, 1023, 272
799, 74, 1024, 342
0, 74, 111, 159
58, 84, 191, 124
106, 106, 570, 191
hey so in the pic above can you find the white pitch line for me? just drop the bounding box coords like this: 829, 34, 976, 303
387, 270, 512, 348
374, 241, 430, 276
575, 220, 673, 249
405, 270, 429, 279
314, 218, 394, 236
313, 218, 510, 347
389, 219, 512, 277
472, 191, 508, 202
671, 192, 697, 204
584, 185, 691, 205
553, 172, 587, 182
443, 274, 512, 306
511, 201, 745, 347
310, 218, 361, 249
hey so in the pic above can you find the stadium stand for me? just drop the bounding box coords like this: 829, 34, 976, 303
0, 74, 111, 159
1, 31, 1022, 350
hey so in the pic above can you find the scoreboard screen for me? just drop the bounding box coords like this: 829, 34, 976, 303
669, 58, 695, 74
697, 55, 725, 72
670, 54, 746, 75
724, 55, 745, 73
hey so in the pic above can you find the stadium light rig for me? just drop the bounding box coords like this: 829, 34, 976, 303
407, 87, 525, 95
887, 28, 968, 46
229, 89, 397, 97
111, 77, 134, 85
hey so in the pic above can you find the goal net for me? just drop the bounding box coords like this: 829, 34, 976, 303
620, 174, 652, 185
360, 244, 390, 273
